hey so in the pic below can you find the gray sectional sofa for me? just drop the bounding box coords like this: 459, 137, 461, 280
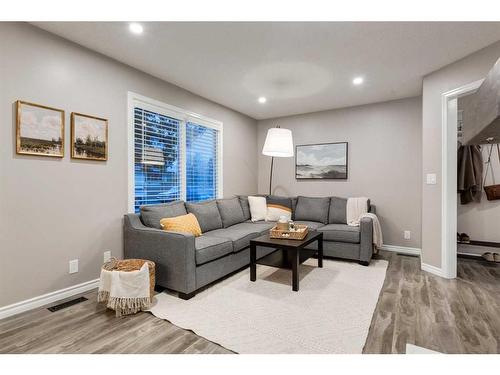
124, 195, 376, 299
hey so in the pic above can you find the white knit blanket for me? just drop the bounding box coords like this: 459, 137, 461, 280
346, 197, 383, 249
97, 262, 151, 316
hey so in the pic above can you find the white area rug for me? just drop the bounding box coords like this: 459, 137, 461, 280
149, 258, 388, 354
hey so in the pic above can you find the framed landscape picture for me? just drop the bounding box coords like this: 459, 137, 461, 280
296, 142, 348, 179
71, 112, 108, 161
16, 101, 65, 157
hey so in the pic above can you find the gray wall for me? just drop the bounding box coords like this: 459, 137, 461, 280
421, 40, 500, 268
257, 97, 422, 248
0, 23, 258, 308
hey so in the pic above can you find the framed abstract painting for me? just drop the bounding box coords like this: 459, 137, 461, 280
296, 142, 348, 179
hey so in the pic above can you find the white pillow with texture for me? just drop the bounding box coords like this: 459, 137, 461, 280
248, 196, 267, 222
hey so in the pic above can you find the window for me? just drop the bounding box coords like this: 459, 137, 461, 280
129, 93, 222, 213
133, 108, 181, 211
186, 122, 219, 202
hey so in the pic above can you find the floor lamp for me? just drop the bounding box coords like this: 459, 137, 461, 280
262, 126, 294, 195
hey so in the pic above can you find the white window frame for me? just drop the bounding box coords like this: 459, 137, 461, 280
127, 92, 223, 213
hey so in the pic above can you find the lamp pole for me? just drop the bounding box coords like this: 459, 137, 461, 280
262, 124, 293, 196
268, 125, 280, 195
269, 156, 274, 195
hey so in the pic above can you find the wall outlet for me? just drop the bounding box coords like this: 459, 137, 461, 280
69, 259, 79, 274
426, 173, 437, 185
103, 251, 111, 263
404, 230, 411, 240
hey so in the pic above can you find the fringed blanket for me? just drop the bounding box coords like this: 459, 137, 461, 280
97, 262, 151, 317
346, 197, 384, 251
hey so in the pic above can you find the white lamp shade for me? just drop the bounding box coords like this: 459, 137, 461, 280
262, 128, 294, 157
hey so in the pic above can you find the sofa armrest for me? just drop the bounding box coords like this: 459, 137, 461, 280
359, 216, 374, 263
123, 214, 196, 294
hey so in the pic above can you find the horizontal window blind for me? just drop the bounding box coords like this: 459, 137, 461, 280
186, 122, 218, 202
134, 107, 181, 212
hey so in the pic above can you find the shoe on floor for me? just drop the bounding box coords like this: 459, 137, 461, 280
483, 252, 495, 262
460, 233, 470, 243
493, 253, 500, 263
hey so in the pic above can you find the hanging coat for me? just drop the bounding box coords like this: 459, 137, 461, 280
457, 145, 483, 204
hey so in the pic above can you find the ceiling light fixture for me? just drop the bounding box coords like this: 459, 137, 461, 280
258, 97, 267, 104
352, 77, 364, 85
129, 23, 144, 35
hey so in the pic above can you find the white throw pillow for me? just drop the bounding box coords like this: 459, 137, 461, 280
248, 196, 267, 222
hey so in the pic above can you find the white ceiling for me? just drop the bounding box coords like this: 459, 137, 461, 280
34, 22, 500, 120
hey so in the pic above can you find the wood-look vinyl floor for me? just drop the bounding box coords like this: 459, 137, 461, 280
364, 251, 500, 354
0, 251, 499, 354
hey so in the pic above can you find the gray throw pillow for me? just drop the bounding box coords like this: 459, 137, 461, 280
140, 201, 187, 229
290, 197, 298, 220
329, 196, 348, 224
294, 196, 330, 224
238, 195, 251, 221
186, 200, 223, 232
217, 197, 246, 227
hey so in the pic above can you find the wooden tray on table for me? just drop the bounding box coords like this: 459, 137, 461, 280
269, 224, 309, 240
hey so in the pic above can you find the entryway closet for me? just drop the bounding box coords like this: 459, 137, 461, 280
456, 61, 500, 263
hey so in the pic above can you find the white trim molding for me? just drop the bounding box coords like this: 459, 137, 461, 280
127, 91, 223, 213
0, 279, 99, 320
421, 263, 447, 278
440, 79, 483, 279
380, 244, 421, 256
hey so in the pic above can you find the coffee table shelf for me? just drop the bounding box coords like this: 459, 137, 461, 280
249, 231, 323, 292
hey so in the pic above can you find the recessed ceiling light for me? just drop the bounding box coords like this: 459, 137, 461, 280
129, 23, 144, 35
352, 77, 364, 85
258, 97, 267, 104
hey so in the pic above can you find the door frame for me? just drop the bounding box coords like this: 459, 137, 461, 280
440, 79, 483, 278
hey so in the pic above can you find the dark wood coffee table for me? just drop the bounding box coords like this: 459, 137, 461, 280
249, 231, 323, 292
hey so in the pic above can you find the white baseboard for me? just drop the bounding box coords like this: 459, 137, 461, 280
379, 245, 449, 278
379, 244, 421, 256
420, 262, 446, 278
0, 278, 99, 320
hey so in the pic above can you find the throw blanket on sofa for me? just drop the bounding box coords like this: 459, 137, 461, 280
457, 145, 483, 204
346, 197, 369, 225
98, 262, 151, 317
346, 197, 383, 249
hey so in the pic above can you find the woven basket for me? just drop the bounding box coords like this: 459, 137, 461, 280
270, 224, 309, 240
103, 258, 155, 299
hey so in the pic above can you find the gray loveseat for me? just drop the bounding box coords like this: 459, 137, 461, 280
124, 195, 376, 299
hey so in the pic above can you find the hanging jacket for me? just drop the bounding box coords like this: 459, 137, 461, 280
457, 145, 483, 204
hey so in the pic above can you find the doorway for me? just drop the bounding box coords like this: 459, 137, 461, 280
441, 79, 483, 278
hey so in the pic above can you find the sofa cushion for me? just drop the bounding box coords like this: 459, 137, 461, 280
248, 196, 267, 222
238, 221, 275, 235
329, 197, 347, 224
318, 223, 360, 243
203, 223, 261, 252
217, 197, 246, 228
160, 213, 202, 237
291, 197, 298, 220
186, 200, 223, 233
266, 195, 292, 221
140, 201, 187, 229
238, 196, 251, 221
195, 236, 233, 265
294, 196, 330, 224
293, 221, 325, 231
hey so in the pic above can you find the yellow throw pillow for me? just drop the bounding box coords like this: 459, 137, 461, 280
160, 213, 202, 237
